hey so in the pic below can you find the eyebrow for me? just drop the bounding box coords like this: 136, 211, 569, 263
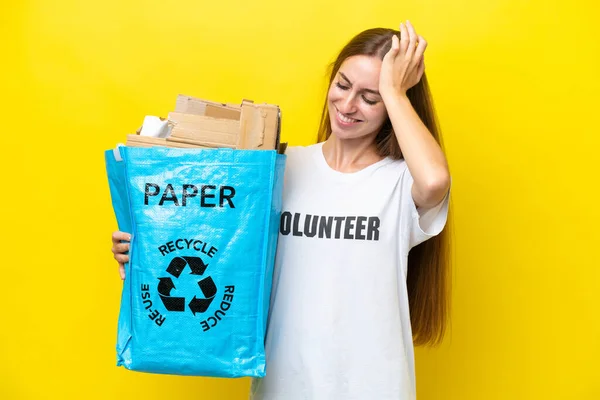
339, 72, 381, 96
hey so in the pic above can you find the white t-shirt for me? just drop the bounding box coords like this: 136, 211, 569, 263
250, 143, 450, 400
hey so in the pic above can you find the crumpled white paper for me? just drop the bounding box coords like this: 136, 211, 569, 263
139, 116, 171, 138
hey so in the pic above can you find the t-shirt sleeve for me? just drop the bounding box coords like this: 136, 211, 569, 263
400, 166, 450, 250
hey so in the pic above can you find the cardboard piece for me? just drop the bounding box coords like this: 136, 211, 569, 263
175, 95, 240, 116
168, 112, 239, 148
237, 101, 280, 150
126, 134, 210, 149
125, 94, 285, 153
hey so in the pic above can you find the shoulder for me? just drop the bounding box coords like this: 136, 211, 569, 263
283, 143, 322, 166
285, 143, 321, 157
375, 156, 410, 179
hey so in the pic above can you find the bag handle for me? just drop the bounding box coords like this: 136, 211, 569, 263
113, 143, 125, 162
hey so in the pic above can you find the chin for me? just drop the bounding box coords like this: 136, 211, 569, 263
329, 124, 372, 142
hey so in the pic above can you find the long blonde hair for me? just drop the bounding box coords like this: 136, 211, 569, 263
317, 28, 452, 346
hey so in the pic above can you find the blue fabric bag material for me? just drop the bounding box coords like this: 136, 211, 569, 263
105, 146, 286, 377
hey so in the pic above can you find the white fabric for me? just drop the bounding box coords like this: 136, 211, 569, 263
250, 143, 450, 400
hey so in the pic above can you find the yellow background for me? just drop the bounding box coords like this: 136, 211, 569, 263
1, 0, 599, 399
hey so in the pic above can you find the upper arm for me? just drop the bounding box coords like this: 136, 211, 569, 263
401, 169, 451, 250
411, 174, 451, 210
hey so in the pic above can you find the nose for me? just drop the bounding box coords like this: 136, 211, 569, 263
337, 93, 358, 115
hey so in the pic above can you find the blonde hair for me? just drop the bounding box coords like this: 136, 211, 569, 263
317, 28, 452, 346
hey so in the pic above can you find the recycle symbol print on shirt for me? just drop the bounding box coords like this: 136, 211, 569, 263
158, 256, 217, 315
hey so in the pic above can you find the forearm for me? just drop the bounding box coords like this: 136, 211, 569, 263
383, 93, 450, 208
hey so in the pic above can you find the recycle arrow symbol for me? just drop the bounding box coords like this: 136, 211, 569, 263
158, 277, 185, 311
189, 277, 218, 315
166, 256, 209, 278
158, 256, 216, 315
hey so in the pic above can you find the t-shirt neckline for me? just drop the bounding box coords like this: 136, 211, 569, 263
312, 142, 394, 180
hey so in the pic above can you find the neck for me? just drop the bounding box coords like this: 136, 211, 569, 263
321, 134, 383, 173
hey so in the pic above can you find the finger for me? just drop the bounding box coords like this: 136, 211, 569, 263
112, 242, 130, 255
399, 22, 409, 54
114, 253, 130, 264
415, 35, 427, 57
405, 20, 418, 56
118, 263, 126, 280
383, 34, 399, 62
386, 34, 400, 59
413, 35, 427, 69
417, 57, 425, 81
393, 34, 400, 51
112, 231, 131, 244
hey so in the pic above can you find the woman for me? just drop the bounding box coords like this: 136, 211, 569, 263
112, 21, 452, 400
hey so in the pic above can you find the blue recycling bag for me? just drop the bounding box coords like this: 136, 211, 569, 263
105, 146, 285, 377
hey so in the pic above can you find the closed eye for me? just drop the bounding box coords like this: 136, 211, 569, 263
362, 96, 378, 105
336, 78, 380, 106
336, 82, 379, 105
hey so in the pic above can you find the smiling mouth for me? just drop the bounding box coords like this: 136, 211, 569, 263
335, 108, 362, 124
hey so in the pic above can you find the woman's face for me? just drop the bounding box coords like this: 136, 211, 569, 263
327, 55, 388, 142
